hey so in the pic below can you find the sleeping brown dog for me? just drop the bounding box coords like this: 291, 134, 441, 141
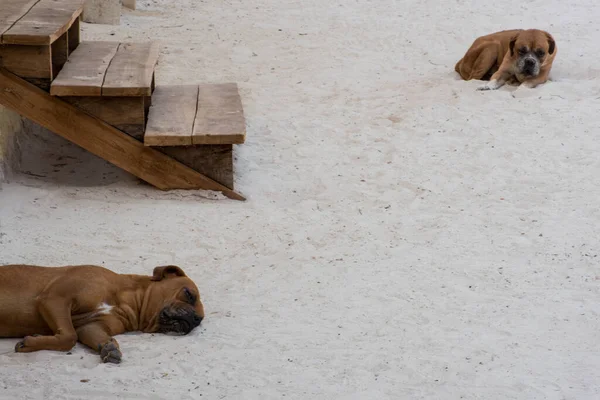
455, 29, 557, 90
0, 264, 205, 363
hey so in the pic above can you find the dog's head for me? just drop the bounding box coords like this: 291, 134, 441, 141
509, 29, 555, 79
144, 265, 205, 335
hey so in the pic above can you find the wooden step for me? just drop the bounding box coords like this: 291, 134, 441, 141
0, 0, 82, 90
50, 41, 159, 96
144, 83, 246, 146
144, 83, 246, 189
1, 0, 83, 45
0, 67, 245, 200
49, 41, 158, 140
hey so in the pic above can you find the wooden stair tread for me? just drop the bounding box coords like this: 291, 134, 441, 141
1, 0, 83, 46
50, 41, 119, 96
145, 83, 246, 146
102, 42, 159, 96
193, 83, 246, 145
50, 41, 159, 97
144, 85, 198, 146
0, 0, 39, 40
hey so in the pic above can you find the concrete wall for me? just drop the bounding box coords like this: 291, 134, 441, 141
0, 105, 22, 184
83, 0, 122, 25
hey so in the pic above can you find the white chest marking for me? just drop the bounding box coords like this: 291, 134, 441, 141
96, 302, 114, 315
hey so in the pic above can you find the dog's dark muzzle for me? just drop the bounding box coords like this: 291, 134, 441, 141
523, 59, 535, 75
158, 305, 203, 335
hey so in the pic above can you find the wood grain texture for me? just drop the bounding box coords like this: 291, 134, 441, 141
50, 41, 119, 96
0, 0, 40, 39
0, 68, 245, 200
193, 83, 246, 145
160, 145, 234, 190
102, 42, 159, 96
2, 0, 84, 45
62, 96, 146, 140
0, 44, 51, 78
144, 85, 198, 146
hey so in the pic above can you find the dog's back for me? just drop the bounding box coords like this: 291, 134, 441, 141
455, 29, 523, 80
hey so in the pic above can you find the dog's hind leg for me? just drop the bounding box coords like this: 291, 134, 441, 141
455, 58, 465, 76
467, 43, 501, 80
455, 56, 473, 80
14, 298, 77, 353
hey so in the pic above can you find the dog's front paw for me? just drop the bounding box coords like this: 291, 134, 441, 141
14, 340, 26, 352
14, 335, 40, 352
477, 79, 504, 91
100, 341, 122, 364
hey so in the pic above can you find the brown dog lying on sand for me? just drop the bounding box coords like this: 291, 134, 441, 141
0, 264, 204, 364
455, 29, 556, 90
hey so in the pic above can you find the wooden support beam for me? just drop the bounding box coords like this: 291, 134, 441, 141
0, 68, 244, 201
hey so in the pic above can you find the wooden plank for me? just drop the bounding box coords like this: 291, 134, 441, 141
67, 15, 80, 54
0, 67, 245, 201
193, 83, 246, 145
144, 85, 198, 146
51, 31, 68, 78
2, 0, 84, 45
0, 44, 51, 78
102, 42, 160, 97
62, 96, 146, 140
160, 145, 234, 190
50, 41, 119, 96
0, 0, 40, 39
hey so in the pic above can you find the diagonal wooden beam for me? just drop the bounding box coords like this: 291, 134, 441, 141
0, 68, 245, 201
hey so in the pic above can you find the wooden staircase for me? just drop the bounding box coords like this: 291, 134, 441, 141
0, 0, 246, 200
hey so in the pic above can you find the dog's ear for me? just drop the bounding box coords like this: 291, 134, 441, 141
545, 32, 555, 55
509, 35, 518, 56
151, 265, 186, 281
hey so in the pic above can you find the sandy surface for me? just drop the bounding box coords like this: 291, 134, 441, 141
1, 0, 600, 398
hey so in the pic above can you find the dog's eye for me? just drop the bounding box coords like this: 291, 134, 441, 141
518, 47, 528, 56
183, 288, 196, 305
535, 49, 545, 58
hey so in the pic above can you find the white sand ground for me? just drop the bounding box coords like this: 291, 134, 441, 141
1, 0, 600, 398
